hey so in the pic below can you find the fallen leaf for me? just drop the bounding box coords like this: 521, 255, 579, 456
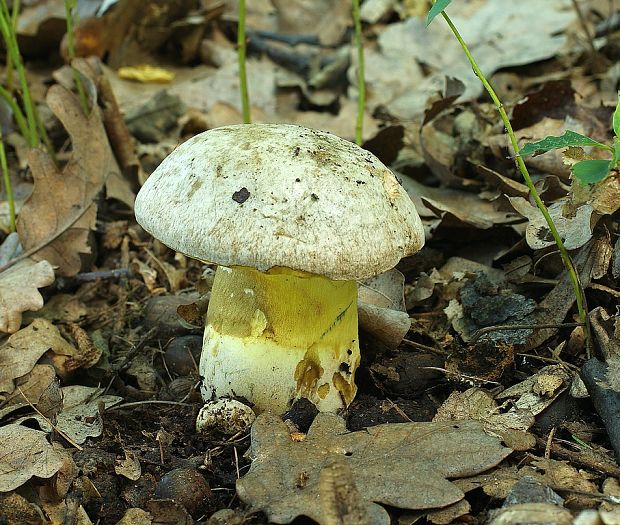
17, 385, 121, 444
358, 269, 411, 349
357, 1, 575, 119
0, 423, 64, 492
0, 258, 54, 333
0, 364, 56, 420
488, 503, 572, 525
508, 196, 595, 250
319, 459, 375, 525
16, 84, 115, 276
115, 449, 142, 481
496, 365, 571, 415
0, 318, 75, 393
402, 175, 520, 229
237, 413, 511, 524
434, 388, 536, 452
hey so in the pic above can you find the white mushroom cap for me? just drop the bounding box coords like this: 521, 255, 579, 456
135, 124, 424, 280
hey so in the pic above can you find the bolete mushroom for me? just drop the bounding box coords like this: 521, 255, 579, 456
134, 124, 424, 413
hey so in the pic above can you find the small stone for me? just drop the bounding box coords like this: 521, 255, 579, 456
154, 468, 211, 513
165, 335, 203, 376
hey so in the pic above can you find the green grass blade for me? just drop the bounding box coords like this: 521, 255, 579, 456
426, 0, 452, 26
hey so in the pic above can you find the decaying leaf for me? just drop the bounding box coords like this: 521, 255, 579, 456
319, 459, 376, 525
16, 83, 116, 276
0, 364, 56, 420
237, 413, 511, 524
488, 503, 572, 525
357, 1, 575, 119
508, 196, 596, 250
496, 365, 571, 415
358, 269, 411, 349
115, 449, 142, 481
434, 388, 536, 452
17, 385, 121, 444
0, 424, 64, 492
0, 258, 55, 333
0, 318, 75, 393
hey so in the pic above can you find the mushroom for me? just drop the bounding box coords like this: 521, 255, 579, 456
134, 124, 424, 413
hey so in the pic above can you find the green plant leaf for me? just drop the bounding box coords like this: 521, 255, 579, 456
613, 91, 620, 138
426, 0, 452, 26
571, 159, 611, 185
519, 130, 611, 157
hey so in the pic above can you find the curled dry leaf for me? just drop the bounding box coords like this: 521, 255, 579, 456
16, 84, 115, 276
0, 423, 64, 492
0, 364, 56, 420
358, 269, 411, 349
0, 318, 75, 394
0, 258, 54, 333
115, 449, 142, 481
237, 413, 512, 524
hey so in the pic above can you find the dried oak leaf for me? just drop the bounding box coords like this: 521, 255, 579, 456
16, 385, 121, 444
0, 318, 75, 394
0, 258, 54, 333
0, 423, 64, 492
0, 364, 56, 421
16, 84, 115, 276
236, 413, 512, 525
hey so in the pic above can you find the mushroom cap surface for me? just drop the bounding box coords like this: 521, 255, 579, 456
134, 124, 424, 280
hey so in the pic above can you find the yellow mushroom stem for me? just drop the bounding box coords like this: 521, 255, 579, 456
199, 265, 360, 413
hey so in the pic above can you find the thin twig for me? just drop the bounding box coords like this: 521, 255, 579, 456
471, 322, 584, 341
108, 327, 159, 377
107, 400, 194, 410
570, 0, 597, 55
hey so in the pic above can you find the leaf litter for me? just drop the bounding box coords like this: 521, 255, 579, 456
0, 0, 620, 523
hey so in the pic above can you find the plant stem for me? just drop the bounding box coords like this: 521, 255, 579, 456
4, 0, 19, 90
0, 84, 29, 139
439, 10, 591, 351
63, 0, 90, 114
0, 129, 16, 232
237, 0, 250, 124
0, 0, 38, 147
352, 0, 365, 145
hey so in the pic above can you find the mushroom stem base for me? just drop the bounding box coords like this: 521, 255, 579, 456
199, 265, 360, 413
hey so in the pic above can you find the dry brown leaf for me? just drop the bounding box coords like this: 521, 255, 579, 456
434, 388, 536, 452
115, 449, 142, 481
16, 385, 121, 444
0, 258, 54, 333
0, 318, 75, 394
16, 85, 115, 276
0, 364, 56, 420
358, 269, 411, 349
508, 196, 595, 250
0, 423, 64, 492
319, 459, 372, 525
237, 413, 511, 524
488, 503, 572, 525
